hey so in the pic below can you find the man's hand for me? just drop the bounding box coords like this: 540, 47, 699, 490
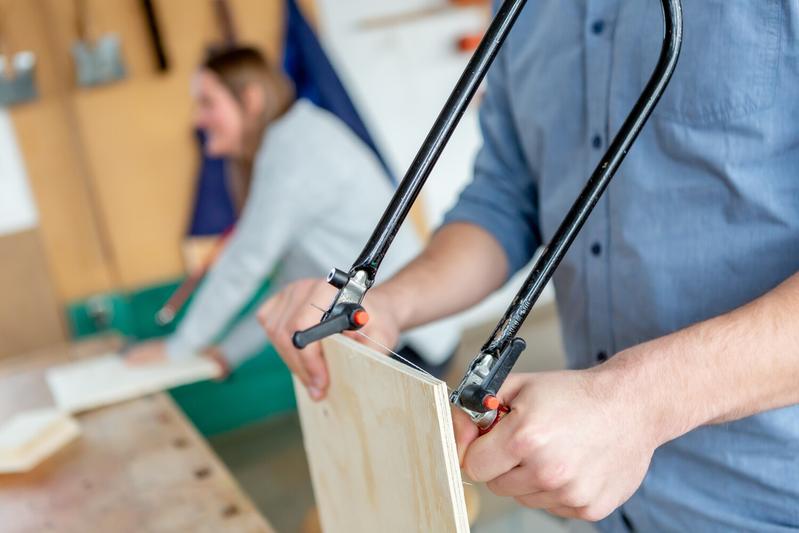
258, 278, 402, 400
455, 370, 660, 522
258, 224, 510, 401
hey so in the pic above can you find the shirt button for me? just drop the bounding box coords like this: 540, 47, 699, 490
596, 351, 608, 363
592, 134, 602, 149
591, 20, 605, 35
591, 242, 602, 256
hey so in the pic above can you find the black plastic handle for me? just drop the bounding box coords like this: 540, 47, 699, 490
292, 313, 352, 349
291, 303, 367, 349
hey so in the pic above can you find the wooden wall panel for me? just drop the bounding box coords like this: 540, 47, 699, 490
72, 77, 197, 289
0, 230, 65, 358
3, 0, 290, 299
10, 101, 115, 299
0, 0, 61, 99
68, 0, 285, 289
228, 0, 284, 61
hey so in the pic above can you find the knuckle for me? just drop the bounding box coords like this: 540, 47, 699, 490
264, 321, 279, 341
535, 462, 569, 492
577, 505, 608, 522
461, 459, 482, 483
558, 485, 586, 508
256, 307, 268, 326
513, 495, 530, 509
291, 316, 310, 334
277, 329, 294, 349
508, 426, 545, 459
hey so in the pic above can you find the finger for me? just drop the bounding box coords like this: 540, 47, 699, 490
124, 353, 149, 366
451, 407, 479, 466
341, 329, 362, 342
259, 293, 312, 387
462, 408, 523, 482
487, 464, 543, 497
495, 373, 530, 406
257, 295, 277, 328
124, 346, 164, 366
271, 282, 302, 340
545, 506, 581, 520
258, 292, 284, 340
514, 492, 564, 510
297, 343, 328, 399
292, 285, 334, 395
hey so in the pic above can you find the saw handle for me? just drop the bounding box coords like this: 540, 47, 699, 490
292, 303, 369, 349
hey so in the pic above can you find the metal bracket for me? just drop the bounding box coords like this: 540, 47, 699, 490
450, 338, 526, 429
291, 269, 371, 349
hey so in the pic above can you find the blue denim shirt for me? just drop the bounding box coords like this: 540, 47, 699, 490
444, 1, 799, 531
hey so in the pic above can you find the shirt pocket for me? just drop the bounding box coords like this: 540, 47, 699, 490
635, 0, 782, 126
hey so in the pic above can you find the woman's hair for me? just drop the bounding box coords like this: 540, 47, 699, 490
201, 45, 296, 207
202, 45, 295, 122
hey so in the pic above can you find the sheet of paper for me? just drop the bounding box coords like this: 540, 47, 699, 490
0, 408, 80, 473
46, 354, 221, 414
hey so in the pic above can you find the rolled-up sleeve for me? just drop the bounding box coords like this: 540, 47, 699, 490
442, 40, 541, 277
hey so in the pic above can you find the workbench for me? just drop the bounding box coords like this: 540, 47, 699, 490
0, 337, 274, 533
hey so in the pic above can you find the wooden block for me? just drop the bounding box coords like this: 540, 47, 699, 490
46, 353, 221, 414
295, 335, 469, 533
0, 408, 80, 474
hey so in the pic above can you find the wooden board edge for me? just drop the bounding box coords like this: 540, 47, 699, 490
0, 415, 80, 474
432, 382, 470, 532
321, 334, 443, 385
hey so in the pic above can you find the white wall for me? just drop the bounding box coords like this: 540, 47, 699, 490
314, 1, 553, 329
0, 110, 38, 236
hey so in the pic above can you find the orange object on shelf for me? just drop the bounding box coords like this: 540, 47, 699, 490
457, 31, 484, 52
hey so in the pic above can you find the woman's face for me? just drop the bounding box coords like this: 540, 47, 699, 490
191, 70, 244, 157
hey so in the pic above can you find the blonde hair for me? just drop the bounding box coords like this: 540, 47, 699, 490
202, 46, 295, 208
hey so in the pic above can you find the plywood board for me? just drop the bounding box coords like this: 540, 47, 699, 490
295, 335, 469, 533
46, 353, 221, 413
0, 408, 80, 474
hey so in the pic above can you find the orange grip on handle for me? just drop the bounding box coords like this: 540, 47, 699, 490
478, 404, 510, 436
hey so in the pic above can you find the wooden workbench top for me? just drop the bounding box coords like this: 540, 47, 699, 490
0, 337, 274, 533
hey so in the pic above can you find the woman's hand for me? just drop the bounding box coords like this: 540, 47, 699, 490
124, 340, 168, 366
124, 340, 230, 379
258, 278, 402, 400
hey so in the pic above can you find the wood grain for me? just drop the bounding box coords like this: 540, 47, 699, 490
296, 335, 469, 533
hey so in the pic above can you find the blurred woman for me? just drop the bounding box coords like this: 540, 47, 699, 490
126, 46, 459, 375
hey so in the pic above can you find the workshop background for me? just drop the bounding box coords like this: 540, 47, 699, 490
0, 0, 568, 531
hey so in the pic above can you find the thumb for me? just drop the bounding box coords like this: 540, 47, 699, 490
451, 406, 479, 466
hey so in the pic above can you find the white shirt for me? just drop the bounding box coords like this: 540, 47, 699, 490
167, 100, 460, 366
